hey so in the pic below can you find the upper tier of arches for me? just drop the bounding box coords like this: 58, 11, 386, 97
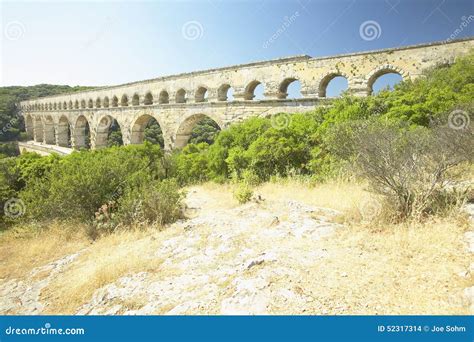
21, 65, 407, 112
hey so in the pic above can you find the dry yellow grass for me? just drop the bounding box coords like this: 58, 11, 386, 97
297, 218, 472, 314
0, 222, 89, 280
1, 179, 471, 315
41, 228, 166, 314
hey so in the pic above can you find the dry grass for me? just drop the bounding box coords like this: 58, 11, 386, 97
41, 228, 165, 314
0, 221, 90, 281
1, 179, 471, 315
299, 217, 472, 314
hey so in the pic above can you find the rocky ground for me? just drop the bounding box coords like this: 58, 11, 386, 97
1, 184, 472, 315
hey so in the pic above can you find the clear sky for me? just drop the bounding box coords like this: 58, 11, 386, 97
1, 0, 473, 94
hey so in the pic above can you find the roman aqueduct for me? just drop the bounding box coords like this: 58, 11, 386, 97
19, 37, 474, 152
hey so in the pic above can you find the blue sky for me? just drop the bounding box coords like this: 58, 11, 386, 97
1, 0, 473, 95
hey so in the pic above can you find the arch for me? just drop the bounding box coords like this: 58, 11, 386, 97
103, 96, 110, 108
218, 84, 234, 101
175, 89, 187, 104
34, 116, 44, 143
159, 90, 169, 104
95, 115, 123, 148
244, 80, 264, 100
318, 73, 349, 97
74, 100, 79, 109
279, 78, 302, 99
112, 96, 119, 107
121, 94, 128, 106
57, 116, 71, 147
88, 99, 94, 108
175, 113, 223, 148
68, 101, 73, 109
366, 65, 407, 95
144, 92, 154, 105
195, 86, 208, 102
80, 100, 86, 109
48, 103, 52, 110
63, 101, 67, 109
132, 94, 140, 106
25, 114, 34, 140
130, 114, 165, 148
96, 97, 102, 108
74, 115, 91, 149
54, 103, 58, 110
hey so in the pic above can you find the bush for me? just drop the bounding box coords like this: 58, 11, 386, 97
233, 182, 253, 204
20, 143, 165, 222
92, 179, 184, 234
328, 115, 473, 219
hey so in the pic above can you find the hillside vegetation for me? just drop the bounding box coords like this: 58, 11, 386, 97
1, 53, 472, 231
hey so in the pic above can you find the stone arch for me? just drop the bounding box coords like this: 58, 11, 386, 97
74, 100, 79, 109
95, 114, 123, 148
63, 101, 67, 109
279, 78, 302, 99
318, 72, 349, 98
88, 99, 94, 108
68, 101, 73, 109
80, 100, 86, 109
159, 90, 169, 104
25, 114, 34, 140
57, 115, 71, 147
121, 94, 129, 107
112, 96, 119, 107
144, 92, 154, 105
34, 116, 44, 142
366, 65, 408, 95
103, 97, 110, 108
43, 115, 55, 144
176, 89, 187, 104
244, 80, 264, 100
130, 114, 165, 148
195, 86, 208, 103
174, 113, 223, 148
74, 115, 91, 149
132, 94, 140, 106
96, 97, 102, 108
218, 84, 234, 101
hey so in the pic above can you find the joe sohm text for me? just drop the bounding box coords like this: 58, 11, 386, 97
377, 325, 467, 333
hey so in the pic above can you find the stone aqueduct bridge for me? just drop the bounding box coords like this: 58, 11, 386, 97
19, 38, 474, 151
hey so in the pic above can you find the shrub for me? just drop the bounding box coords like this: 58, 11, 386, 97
20, 143, 165, 222
328, 115, 473, 219
233, 182, 253, 204
113, 179, 184, 229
